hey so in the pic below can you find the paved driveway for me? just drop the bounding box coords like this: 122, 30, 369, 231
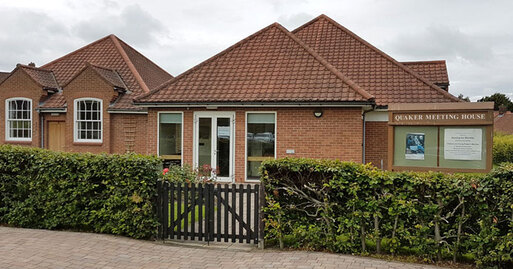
0, 227, 444, 269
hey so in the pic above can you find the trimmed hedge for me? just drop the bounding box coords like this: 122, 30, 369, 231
493, 133, 513, 164
261, 158, 513, 267
0, 145, 160, 239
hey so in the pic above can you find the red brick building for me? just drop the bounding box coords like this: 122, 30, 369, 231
0, 34, 172, 154
0, 15, 460, 182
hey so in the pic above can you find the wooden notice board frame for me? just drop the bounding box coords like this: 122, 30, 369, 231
387, 102, 494, 173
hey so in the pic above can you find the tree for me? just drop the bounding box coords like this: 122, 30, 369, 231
457, 94, 470, 102
478, 93, 513, 111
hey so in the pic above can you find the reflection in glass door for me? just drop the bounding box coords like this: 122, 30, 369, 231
216, 118, 230, 178
194, 112, 234, 182
198, 118, 212, 176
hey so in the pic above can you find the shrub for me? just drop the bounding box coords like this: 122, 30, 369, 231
161, 164, 199, 184
493, 133, 513, 164
0, 145, 160, 239
261, 158, 513, 267
160, 164, 215, 184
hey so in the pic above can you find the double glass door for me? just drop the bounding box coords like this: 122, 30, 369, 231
194, 112, 234, 182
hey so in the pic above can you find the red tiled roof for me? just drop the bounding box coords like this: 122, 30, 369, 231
293, 15, 460, 106
15, 65, 59, 90
39, 92, 66, 109
494, 111, 513, 135
137, 23, 373, 104
62, 63, 127, 90
0, 72, 9, 83
401, 60, 449, 86
41, 35, 173, 110
117, 39, 172, 91
89, 64, 126, 90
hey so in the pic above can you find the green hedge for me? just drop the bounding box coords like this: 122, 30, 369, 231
493, 133, 513, 164
0, 145, 160, 239
261, 158, 513, 267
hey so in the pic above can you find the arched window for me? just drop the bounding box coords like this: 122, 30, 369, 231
5, 98, 32, 141
74, 98, 102, 142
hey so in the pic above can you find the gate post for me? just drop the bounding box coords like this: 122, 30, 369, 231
156, 180, 162, 240
208, 184, 215, 242
258, 183, 265, 249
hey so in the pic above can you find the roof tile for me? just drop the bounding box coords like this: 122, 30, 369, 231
401, 60, 449, 85
293, 15, 460, 105
137, 23, 373, 104
41, 35, 172, 110
39, 92, 66, 109
0, 72, 9, 83
18, 65, 59, 90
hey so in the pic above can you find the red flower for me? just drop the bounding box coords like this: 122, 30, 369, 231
162, 168, 169, 175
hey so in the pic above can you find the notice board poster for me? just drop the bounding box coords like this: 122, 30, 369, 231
405, 133, 425, 160
444, 128, 482, 160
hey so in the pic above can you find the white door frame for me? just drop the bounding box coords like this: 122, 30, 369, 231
193, 111, 235, 182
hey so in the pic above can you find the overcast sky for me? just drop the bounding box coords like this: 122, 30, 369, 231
0, 0, 511, 101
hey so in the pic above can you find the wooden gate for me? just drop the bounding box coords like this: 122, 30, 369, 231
156, 182, 263, 245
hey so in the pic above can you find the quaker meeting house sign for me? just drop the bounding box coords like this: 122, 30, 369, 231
387, 102, 494, 173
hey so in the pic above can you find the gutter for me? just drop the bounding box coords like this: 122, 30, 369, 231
133, 101, 375, 108
36, 107, 67, 113
107, 110, 148, 114
362, 104, 376, 164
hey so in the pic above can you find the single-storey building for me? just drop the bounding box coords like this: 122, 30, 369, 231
2, 14, 476, 182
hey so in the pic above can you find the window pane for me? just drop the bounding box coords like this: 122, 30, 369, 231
247, 113, 275, 179
217, 118, 230, 177
6, 99, 31, 139
75, 100, 101, 141
159, 113, 182, 167
248, 113, 275, 124
198, 118, 212, 173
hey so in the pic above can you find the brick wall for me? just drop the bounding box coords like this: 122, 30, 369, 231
62, 68, 115, 153
110, 113, 148, 154
147, 107, 363, 182
0, 70, 47, 147
364, 121, 388, 169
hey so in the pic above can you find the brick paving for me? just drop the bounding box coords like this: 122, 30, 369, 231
0, 227, 444, 269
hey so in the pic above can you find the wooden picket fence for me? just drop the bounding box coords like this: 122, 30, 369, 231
156, 181, 263, 245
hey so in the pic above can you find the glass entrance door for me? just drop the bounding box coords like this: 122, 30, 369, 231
195, 112, 234, 182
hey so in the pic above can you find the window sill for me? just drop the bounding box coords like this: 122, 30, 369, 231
73, 141, 103, 146
4, 140, 32, 145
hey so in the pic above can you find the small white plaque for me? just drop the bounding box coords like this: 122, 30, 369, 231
444, 128, 482, 160
286, 149, 295, 154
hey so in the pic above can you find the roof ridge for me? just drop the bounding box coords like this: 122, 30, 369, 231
16, 65, 59, 89
273, 23, 373, 101
88, 62, 127, 89
137, 22, 374, 102
41, 35, 113, 68
137, 23, 286, 101
17, 64, 54, 73
116, 38, 173, 79
401, 60, 446, 64
109, 35, 150, 93
293, 15, 461, 103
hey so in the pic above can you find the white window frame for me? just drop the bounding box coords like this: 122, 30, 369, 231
73, 98, 103, 143
5, 97, 33, 142
157, 111, 184, 166
245, 111, 277, 182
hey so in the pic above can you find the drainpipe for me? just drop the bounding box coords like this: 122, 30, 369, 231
40, 113, 44, 148
362, 105, 375, 164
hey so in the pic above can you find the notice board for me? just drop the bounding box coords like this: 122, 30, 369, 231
387, 102, 494, 173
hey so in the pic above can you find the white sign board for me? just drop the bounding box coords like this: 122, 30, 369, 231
444, 128, 482, 160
